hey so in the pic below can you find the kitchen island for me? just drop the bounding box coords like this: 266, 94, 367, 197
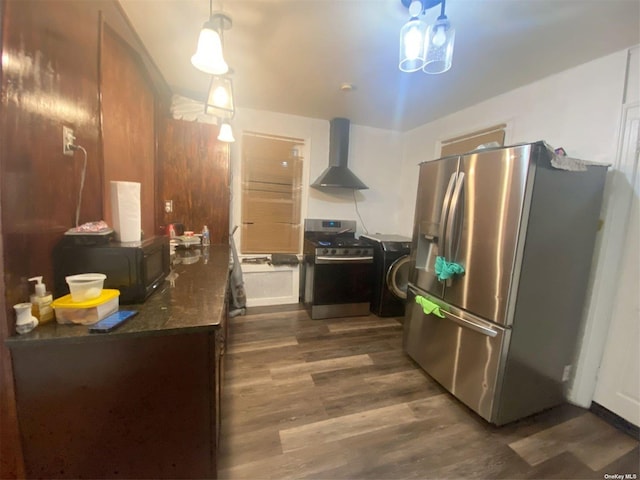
5, 244, 229, 479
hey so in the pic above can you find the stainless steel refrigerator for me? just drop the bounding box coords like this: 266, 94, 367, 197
404, 141, 607, 425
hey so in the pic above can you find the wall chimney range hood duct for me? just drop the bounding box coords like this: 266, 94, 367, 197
311, 118, 368, 190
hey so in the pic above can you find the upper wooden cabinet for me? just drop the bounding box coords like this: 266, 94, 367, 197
158, 118, 230, 245
100, 22, 157, 240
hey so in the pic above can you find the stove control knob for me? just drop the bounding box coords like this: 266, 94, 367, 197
331, 249, 336, 255
322, 249, 329, 255
354, 249, 360, 255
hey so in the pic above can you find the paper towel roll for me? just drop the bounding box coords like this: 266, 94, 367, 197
110, 181, 141, 242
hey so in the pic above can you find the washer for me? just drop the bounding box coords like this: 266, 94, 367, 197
360, 234, 412, 317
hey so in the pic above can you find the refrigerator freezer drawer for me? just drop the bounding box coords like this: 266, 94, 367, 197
403, 288, 511, 423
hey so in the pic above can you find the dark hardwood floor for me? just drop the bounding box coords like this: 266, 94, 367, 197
218, 304, 639, 479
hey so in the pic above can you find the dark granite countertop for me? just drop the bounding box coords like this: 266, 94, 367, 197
6, 244, 230, 347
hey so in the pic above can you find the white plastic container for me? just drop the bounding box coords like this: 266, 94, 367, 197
65, 273, 106, 302
52, 289, 119, 325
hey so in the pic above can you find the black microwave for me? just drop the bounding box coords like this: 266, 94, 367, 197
53, 236, 170, 304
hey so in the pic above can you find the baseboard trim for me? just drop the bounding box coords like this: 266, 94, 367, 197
590, 402, 639, 440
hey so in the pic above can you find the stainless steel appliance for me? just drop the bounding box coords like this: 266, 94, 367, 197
310, 118, 368, 190
303, 219, 374, 319
360, 234, 411, 317
405, 141, 608, 425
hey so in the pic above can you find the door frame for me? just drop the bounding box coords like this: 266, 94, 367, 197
569, 100, 640, 407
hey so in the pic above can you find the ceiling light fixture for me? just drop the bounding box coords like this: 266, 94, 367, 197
205, 73, 235, 118
399, 0, 455, 74
217, 121, 235, 143
399, 0, 428, 72
191, 0, 232, 75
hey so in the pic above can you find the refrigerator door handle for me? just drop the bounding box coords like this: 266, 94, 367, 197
445, 172, 465, 261
441, 309, 499, 338
408, 284, 499, 338
438, 172, 458, 255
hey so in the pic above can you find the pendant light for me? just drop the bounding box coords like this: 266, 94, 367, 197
217, 121, 235, 143
423, 0, 455, 74
205, 73, 235, 118
398, 0, 427, 72
191, 0, 231, 75
398, 0, 455, 74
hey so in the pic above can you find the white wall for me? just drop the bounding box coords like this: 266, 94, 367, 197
399, 49, 628, 235
234, 49, 629, 243
231, 108, 403, 243
307, 124, 404, 237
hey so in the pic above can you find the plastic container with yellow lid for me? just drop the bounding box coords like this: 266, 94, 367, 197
52, 289, 120, 325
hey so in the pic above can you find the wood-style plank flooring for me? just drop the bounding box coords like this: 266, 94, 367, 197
218, 304, 639, 479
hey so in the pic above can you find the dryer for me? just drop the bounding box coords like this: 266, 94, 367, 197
360, 234, 412, 317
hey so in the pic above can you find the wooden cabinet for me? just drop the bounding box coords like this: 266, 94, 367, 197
7, 246, 230, 479
11, 332, 220, 479
158, 119, 230, 245
101, 22, 157, 239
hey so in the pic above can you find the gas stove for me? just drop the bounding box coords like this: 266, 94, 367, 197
303, 219, 373, 258
302, 219, 374, 319
305, 239, 374, 258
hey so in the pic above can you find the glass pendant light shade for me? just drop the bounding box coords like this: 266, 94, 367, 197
217, 122, 235, 143
191, 21, 229, 75
423, 16, 455, 74
205, 75, 235, 118
399, 16, 428, 72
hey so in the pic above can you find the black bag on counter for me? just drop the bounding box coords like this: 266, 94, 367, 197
270, 254, 299, 266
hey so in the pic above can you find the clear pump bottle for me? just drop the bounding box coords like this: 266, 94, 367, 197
28, 276, 54, 324
201, 225, 210, 246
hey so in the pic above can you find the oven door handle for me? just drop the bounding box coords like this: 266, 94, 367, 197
315, 256, 373, 264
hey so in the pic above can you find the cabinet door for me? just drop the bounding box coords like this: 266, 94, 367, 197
214, 327, 225, 449
101, 23, 156, 239
159, 119, 230, 244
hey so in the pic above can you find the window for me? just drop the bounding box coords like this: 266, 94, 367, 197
440, 123, 506, 157
241, 132, 304, 254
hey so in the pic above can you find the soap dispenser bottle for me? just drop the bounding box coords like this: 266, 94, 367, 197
28, 276, 54, 324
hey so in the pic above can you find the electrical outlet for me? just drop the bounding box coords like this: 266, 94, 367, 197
164, 200, 173, 213
63, 126, 75, 156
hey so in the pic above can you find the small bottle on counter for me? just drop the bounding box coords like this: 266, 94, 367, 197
201, 225, 210, 246
28, 276, 54, 324
14, 303, 38, 334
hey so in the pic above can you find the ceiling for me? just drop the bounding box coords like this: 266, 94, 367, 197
119, 0, 640, 132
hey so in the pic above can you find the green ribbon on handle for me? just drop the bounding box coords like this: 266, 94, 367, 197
415, 295, 445, 318
435, 256, 465, 282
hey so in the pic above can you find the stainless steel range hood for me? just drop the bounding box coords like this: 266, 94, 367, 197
311, 118, 368, 190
